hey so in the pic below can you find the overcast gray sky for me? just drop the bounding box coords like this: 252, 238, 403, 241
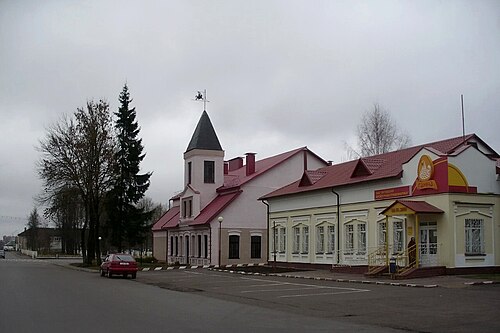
1, 0, 499, 236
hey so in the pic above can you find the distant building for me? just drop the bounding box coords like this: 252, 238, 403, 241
18, 228, 69, 254
152, 111, 328, 265
261, 134, 500, 277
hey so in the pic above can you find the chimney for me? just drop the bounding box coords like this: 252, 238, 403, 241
246, 153, 256, 176
228, 157, 243, 171
224, 162, 229, 175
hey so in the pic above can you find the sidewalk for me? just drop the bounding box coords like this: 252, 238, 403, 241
205, 265, 499, 289
38, 254, 498, 289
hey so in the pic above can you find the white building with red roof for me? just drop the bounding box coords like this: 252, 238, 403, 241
261, 134, 500, 277
152, 111, 328, 265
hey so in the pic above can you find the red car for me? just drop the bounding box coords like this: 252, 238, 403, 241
100, 254, 138, 279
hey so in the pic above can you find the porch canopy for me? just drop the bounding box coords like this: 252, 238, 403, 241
381, 200, 443, 217
379, 200, 443, 270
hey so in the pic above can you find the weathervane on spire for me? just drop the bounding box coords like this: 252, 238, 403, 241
194, 89, 209, 111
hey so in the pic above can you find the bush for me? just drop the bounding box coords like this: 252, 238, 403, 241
136, 256, 157, 264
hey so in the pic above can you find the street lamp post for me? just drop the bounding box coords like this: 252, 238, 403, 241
218, 216, 223, 266
98, 236, 102, 263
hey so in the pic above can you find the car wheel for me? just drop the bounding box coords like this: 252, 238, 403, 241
131, 273, 136, 279
100, 269, 105, 277
123, 273, 127, 278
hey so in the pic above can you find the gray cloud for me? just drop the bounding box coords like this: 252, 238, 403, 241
1, 0, 499, 236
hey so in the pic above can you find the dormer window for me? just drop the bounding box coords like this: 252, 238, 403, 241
204, 160, 215, 183
182, 197, 193, 218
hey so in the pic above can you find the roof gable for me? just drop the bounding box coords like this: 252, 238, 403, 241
351, 159, 372, 177
299, 170, 328, 187
219, 147, 328, 191
186, 111, 223, 152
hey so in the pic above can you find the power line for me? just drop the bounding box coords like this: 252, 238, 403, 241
0, 215, 28, 222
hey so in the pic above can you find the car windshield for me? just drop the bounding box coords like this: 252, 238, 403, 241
115, 255, 134, 262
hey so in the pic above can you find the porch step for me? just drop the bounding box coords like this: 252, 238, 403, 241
364, 265, 388, 277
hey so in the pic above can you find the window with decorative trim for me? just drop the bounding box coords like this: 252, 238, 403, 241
316, 226, 325, 253
293, 226, 300, 253
279, 227, 286, 253
292, 225, 309, 254
357, 224, 366, 255
316, 223, 335, 255
302, 226, 309, 254
465, 218, 484, 254
327, 225, 335, 254
378, 221, 386, 247
344, 220, 367, 256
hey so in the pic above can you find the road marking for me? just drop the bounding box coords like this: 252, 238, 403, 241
244, 283, 284, 288
241, 287, 322, 293
183, 271, 203, 275
237, 276, 370, 298
279, 289, 369, 298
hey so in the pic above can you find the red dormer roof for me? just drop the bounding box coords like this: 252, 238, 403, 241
262, 134, 495, 199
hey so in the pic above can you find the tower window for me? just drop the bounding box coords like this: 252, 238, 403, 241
204, 160, 215, 183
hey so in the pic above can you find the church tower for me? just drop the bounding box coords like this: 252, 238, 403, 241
181, 111, 224, 221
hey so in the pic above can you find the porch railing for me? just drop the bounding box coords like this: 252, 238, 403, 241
367, 245, 387, 274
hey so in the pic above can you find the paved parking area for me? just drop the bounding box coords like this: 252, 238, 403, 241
137, 268, 500, 333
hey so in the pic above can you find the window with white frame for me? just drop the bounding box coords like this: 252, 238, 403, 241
345, 224, 354, 255
316, 226, 325, 253
357, 224, 366, 255
344, 220, 367, 256
378, 221, 386, 247
465, 218, 484, 254
293, 226, 300, 253
393, 221, 404, 253
302, 226, 309, 254
327, 225, 335, 254
292, 225, 309, 254
279, 227, 286, 253
317, 224, 335, 255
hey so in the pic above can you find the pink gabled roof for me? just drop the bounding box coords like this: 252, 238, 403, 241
262, 134, 494, 199
218, 147, 327, 191
152, 206, 180, 231
189, 191, 241, 226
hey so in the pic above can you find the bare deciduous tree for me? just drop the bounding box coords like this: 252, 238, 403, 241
38, 100, 116, 265
357, 104, 411, 157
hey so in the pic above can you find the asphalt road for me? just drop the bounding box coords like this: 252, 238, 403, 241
0, 253, 403, 333
137, 268, 500, 333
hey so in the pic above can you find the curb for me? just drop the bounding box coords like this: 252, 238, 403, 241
464, 280, 499, 286
139, 262, 266, 272
206, 268, 439, 288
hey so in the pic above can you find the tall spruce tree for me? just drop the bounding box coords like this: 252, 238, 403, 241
107, 84, 151, 251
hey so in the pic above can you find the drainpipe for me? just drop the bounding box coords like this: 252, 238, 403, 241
165, 229, 168, 263
208, 223, 212, 264
261, 200, 270, 264
331, 188, 340, 264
